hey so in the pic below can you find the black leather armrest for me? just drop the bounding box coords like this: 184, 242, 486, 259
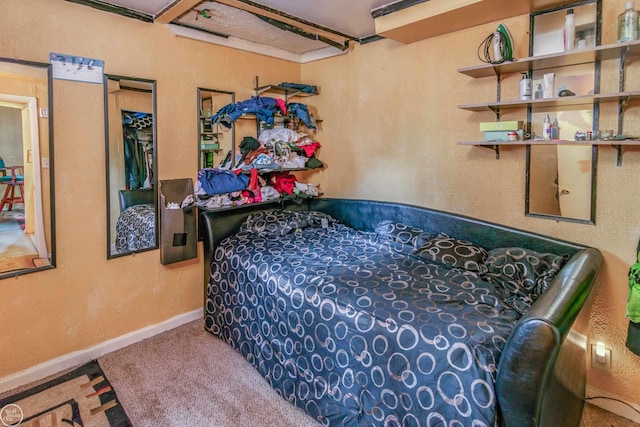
496, 248, 603, 427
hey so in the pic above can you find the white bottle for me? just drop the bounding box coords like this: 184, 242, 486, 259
543, 114, 552, 140
618, 2, 639, 42
564, 9, 575, 51
519, 73, 532, 100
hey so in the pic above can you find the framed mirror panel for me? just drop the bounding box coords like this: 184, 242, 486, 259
197, 88, 234, 170
526, 0, 601, 224
0, 57, 55, 278
104, 74, 158, 258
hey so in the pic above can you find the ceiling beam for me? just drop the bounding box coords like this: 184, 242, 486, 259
155, 0, 202, 23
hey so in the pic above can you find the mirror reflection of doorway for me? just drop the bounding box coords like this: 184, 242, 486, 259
0, 95, 49, 273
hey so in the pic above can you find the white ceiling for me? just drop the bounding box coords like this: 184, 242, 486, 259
72, 0, 396, 62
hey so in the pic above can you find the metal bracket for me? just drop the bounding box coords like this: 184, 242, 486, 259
479, 144, 501, 159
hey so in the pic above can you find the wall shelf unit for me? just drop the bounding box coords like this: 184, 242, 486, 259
199, 77, 323, 214
458, 38, 640, 166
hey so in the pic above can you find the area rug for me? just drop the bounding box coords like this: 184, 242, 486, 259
0, 361, 131, 427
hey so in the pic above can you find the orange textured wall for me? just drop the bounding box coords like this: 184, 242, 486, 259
302, 0, 640, 415
0, 0, 301, 377
2, 0, 640, 417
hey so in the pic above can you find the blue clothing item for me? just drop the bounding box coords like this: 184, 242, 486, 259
210, 96, 283, 129
198, 169, 249, 196
287, 102, 316, 129
278, 82, 317, 94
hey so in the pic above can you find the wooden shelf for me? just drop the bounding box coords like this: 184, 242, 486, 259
198, 195, 320, 213
458, 139, 640, 146
458, 91, 640, 112
458, 139, 640, 165
255, 84, 317, 98
458, 40, 640, 78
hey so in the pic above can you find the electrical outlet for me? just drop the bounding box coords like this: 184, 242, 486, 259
41, 158, 49, 168
39, 108, 48, 118
591, 343, 612, 372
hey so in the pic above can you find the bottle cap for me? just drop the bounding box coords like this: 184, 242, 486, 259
626, 2, 634, 10
567, 8, 574, 14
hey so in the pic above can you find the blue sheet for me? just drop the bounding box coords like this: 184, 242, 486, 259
205, 222, 520, 426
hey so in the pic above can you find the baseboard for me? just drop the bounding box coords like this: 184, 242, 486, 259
586, 385, 640, 424
0, 309, 203, 394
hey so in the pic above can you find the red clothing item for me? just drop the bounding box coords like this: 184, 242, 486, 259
300, 142, 321, 158
272, 172, 297, 195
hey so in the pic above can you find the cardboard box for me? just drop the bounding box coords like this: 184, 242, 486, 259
483, 130, 524, 141
479, 121, 524, 131
160, 178, 197, 265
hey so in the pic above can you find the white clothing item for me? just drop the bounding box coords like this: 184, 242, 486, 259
193, 180, 207, 196
280, 153, 308, 169
181, 194, 195, 208
294, 182, 322, 197
260, 186, 280, 201
258, 128, 306, 144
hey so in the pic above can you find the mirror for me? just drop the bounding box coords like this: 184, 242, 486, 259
0, 57, 55, 278
104, 74, 157, 258
197, 88, 235, 169
526, 0, 600, 224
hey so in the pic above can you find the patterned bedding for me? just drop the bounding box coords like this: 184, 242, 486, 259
115, 203, 155, 253
205, 211, 523, 426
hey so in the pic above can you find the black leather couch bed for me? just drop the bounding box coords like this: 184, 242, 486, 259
199, 198, 603, 427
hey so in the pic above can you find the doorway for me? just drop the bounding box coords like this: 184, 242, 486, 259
0, 94, 48, 273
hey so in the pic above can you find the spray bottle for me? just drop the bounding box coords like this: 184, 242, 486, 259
543, 114, 552, 140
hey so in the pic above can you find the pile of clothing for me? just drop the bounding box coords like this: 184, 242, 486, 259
192, 128, 323, 210
210, 96, 317, 130
226, 128, 322, 171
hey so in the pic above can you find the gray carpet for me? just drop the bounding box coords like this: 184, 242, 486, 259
2, 318, 638, 426
98, 319, 322, 427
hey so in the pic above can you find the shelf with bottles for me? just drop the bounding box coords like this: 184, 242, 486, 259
458, 39, 640, 79
459, 90, 640, 112
458, 138, 640, 165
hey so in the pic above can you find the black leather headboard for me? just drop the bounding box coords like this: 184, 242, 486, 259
118, 189, 155, 212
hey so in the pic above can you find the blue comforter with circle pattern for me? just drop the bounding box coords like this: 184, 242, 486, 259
205, 218, 520, 426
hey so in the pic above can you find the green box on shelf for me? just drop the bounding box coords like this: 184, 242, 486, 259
483, 130, 524, 141
479, 121, 523, 131
200, 143, 219, 150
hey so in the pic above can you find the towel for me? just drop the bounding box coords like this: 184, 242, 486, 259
627, 252, 640, 322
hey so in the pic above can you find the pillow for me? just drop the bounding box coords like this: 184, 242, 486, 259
480, 247, 568, 314
239, 209, 337, 235
375, 220, 431, 248
414, 233, 488, 272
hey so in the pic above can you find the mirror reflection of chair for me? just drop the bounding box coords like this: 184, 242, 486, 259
0, 157, 24, 212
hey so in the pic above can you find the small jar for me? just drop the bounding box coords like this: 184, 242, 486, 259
507, 131, 519, 141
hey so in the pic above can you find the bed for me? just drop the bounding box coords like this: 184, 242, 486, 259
115, 189, 155, 253
199, 198, 603, 427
